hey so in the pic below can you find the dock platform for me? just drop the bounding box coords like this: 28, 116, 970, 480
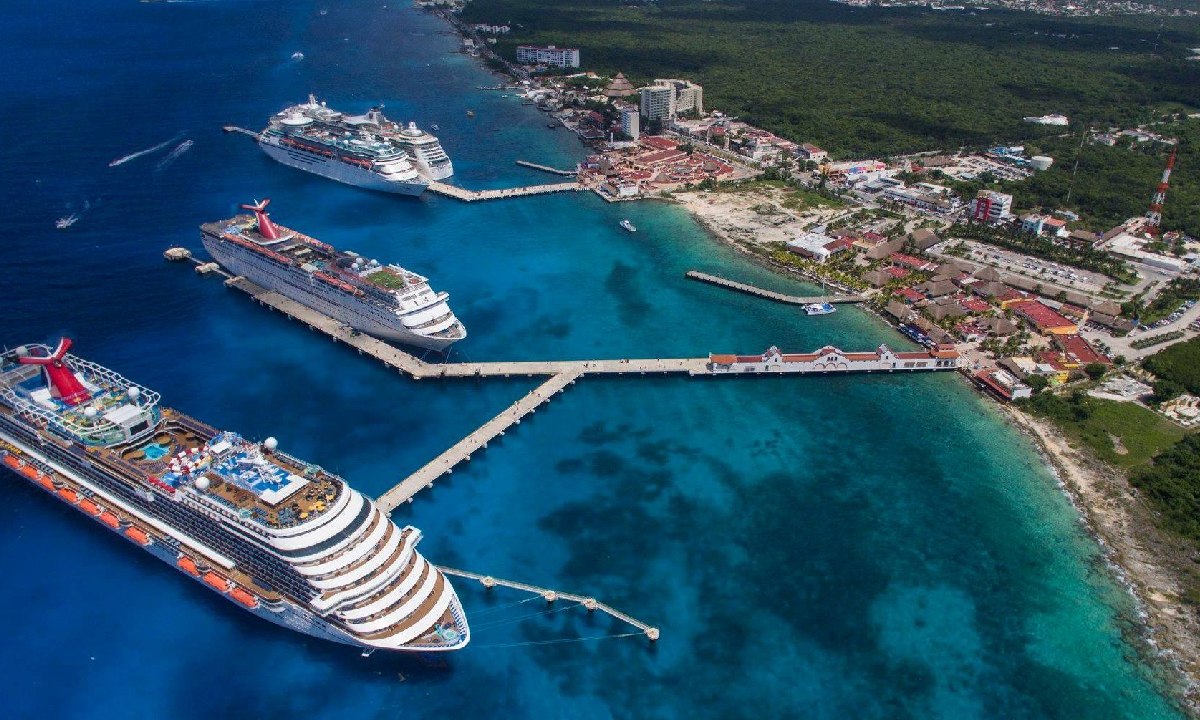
436, 566, 660, 641
515, 160, 578, 177
226, 275, 705, 379
222, 125, 262, 140
685, 270, 863, 306
376, 370, 582, 510
427, 180, 583, 203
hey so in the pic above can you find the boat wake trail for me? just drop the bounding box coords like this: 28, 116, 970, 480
155, 139, 194, 172
108, 134, 182, 167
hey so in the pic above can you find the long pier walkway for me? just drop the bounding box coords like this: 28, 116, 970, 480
427, 180, 583, 202
222, 125, 261, 139
515, 160, 578, 177
436, 566, 660, 641
685, 270, 864, 305
228, 276, 706, 379
376, 370, 582, 510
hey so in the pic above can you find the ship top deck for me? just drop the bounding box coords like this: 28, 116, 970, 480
265, 116, 409, 162
0, 346, 161, 447
202, 216, 434, 299
113, 416, 343, 530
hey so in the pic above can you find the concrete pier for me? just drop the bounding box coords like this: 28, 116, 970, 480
685, 270, 863, 306
226, 276, 705, 379
375, 370, 582, 510
427, 180, 583, 202
515, 160, 578, 177
222, 125, 262, 140
436, 566, 660, 641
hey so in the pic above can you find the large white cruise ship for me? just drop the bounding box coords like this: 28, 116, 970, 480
257, 99, 428, 195
381, 119, 455, 181
201, 200, 466, 352
0, 338, 470, 652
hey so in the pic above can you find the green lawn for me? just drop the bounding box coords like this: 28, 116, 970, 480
780, 188, 843, 212
1028, 393, 1186, 470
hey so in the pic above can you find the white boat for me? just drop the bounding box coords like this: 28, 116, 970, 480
55, 214, 79, 230
291, 51, 304, 60
619, 219, 636, 233
804, 302, 836, 316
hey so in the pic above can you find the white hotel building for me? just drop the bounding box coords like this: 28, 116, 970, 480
515, 45, 580, 68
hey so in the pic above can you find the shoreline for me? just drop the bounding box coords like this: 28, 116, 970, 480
672, 185, 1200, 714
424, 8, 1200, 711
1002, 405, 1200, 713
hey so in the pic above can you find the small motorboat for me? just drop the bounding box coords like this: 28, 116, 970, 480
55, 214, 79, 230
619, 219, 636, 233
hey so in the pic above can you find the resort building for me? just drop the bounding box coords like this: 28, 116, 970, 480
516, 45, 580, 68
969, 190, 1014, 223
787, 232, 851, 263
639, 84, 676, 121
620, 107, 640, 141
639, 79, 704, 121
797, 143, 828, 162
653, 79, 703, 116
1009, 299, 1078, 335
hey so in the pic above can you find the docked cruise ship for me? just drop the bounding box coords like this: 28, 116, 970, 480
201, 199, 466, 351
381, 118, 455, 181
263, 96, 453, 183
258, 99, 428, 195
0, 338, 470, 652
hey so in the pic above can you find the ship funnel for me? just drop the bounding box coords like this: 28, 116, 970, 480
240, 198, 281, 240
17, 337, 92, 406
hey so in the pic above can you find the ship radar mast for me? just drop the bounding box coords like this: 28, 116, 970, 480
241, 198, 281, 240
17, 337, 91, 406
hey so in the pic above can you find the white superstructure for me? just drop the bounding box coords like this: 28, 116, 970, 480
384, 121, 455, 181
257, 97, 429, 195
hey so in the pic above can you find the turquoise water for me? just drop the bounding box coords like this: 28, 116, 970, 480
0, 0, 1186, 717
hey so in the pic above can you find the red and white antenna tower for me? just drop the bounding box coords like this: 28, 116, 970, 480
1144, 146, 1177, 235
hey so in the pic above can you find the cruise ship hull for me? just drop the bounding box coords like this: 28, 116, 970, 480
201, 233, 462, 352
0, 420, 467, 652
258, 141, 428, 196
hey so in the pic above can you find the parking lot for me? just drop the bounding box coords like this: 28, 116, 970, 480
931, 239, 1112, 297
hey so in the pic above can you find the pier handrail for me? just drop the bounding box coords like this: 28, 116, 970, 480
436, 565, 659, 640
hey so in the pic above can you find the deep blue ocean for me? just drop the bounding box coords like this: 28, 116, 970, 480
0, 1, 1187, 717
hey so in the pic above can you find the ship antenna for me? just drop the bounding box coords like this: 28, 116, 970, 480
240, 198, 281, 240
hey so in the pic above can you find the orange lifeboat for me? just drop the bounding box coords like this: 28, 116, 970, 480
125, 526, 151, 546
177, 556, 201, 576
98, 512, 120, 529
78, 499, 101, 516
203, 571, 230, 593
38, 475, 56, 491
20, 464, 41, 479
3, 454, 22, 470
56, 488, 79, 504
229, 587, 259, 609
